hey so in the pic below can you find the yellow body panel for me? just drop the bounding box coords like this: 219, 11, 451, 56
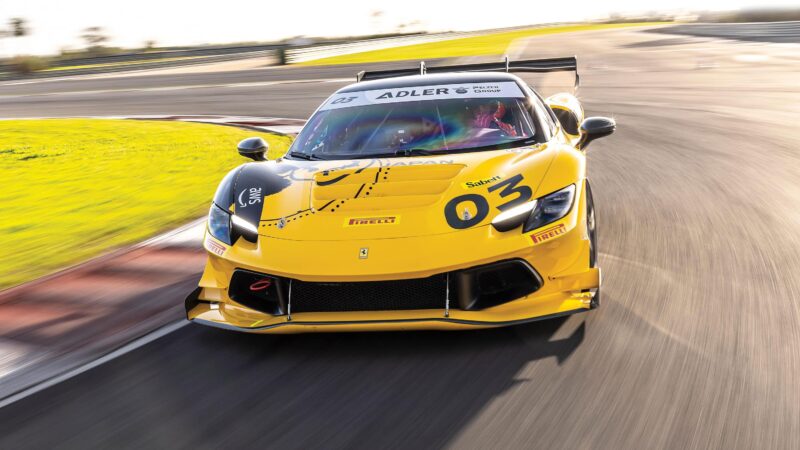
188, 100, 600, 333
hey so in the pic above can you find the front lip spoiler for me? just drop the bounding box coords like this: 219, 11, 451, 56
189, 307, 590, 333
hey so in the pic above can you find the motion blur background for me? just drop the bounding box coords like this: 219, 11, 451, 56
1, 1, 799, 449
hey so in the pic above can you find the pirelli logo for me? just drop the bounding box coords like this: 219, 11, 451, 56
205, 235, 227, 256
530, 224, 566, 244
345, 216, 399, 226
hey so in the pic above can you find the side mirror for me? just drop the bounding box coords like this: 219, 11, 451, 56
577, 117, 616, 150
237, 137, 268, 161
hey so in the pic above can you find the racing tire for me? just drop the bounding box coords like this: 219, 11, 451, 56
585, 179, 600, 308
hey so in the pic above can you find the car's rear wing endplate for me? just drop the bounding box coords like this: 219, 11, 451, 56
356, 56, 579, 89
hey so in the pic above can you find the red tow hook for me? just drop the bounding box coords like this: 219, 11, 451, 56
249, 279, 272, 291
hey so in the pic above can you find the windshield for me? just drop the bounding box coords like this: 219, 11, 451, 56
289, 81, 539, 159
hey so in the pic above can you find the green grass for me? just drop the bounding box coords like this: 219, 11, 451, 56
0, 119, 291, 289
300, 22, 665, 66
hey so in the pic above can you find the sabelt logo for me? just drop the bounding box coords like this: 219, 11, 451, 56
345, 216, 399, 226
462, 175, 502, 189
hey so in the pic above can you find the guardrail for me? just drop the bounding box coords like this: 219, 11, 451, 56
0, 50, 278, 81
48, 44, 283, 68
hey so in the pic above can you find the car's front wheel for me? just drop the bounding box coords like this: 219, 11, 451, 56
585, 179, 600, 308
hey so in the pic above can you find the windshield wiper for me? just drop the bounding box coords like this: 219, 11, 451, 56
444, 137, 539, 153
287, 151, 321, 161
300, 138, 540, 161
339, 148, 439, 159
387, 138, 538, 157
395, 148, 434, 157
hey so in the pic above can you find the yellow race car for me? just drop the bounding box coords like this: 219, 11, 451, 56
185, 57, 615, 333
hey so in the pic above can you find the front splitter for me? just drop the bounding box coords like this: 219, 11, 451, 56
189, 307, 591, 334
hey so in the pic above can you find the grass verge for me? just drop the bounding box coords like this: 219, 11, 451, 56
300, 22, 665, 66
0, 119, 291, 289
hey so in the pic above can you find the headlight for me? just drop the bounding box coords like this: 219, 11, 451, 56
523, 184, 575, 233
208, 203, 260, 246
208, 203, 232, 245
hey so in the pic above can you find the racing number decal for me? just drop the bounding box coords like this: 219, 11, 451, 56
444, 174, 532, 228
487, 174, 532, 211
331, 96, 357, 105
444, 194, 490, 229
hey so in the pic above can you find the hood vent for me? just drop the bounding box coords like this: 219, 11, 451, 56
311, 164, 465, 212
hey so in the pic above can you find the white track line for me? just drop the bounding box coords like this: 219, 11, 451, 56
0, 320, 188, 410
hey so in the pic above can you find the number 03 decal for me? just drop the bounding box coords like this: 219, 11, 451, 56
331, 96, 357, 104
487, 174, 532, 211
444, 174, 533, 229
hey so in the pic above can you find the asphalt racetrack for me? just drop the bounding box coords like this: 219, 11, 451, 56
1, 27, 800, 449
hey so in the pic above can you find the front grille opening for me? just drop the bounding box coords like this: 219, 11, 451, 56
228, 270, 286, 315
290, 275, 447, 313
228, 259, 541, 316
453, 260, 542, 311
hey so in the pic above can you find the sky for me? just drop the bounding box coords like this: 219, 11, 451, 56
0, 0, 797, 56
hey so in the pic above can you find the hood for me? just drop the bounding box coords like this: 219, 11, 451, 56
229, 145, 557, 241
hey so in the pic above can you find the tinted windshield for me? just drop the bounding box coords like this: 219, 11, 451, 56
289, 81, 538, 159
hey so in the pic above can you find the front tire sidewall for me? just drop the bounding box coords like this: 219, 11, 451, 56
585, 179, 600, 308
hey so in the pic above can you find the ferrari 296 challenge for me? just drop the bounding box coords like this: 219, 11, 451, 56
185, 57, 615, 333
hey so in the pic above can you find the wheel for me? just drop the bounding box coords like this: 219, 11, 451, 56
587, 179, 597, 269
585, 180, 600, 308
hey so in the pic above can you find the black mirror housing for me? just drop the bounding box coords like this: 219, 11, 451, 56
237, 137, 269, 161
578, 117, 616, 150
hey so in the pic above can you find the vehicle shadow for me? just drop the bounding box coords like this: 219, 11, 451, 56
0, 315, 586, 450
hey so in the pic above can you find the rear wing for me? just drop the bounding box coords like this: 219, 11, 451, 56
356, 56, 579, 89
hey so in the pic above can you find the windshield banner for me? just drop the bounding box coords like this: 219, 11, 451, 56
319, 82, 525, 111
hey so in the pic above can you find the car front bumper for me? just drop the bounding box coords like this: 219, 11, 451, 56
186, 253, 599, 334
185, 272, 598, 334
186, 180, 599, 333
